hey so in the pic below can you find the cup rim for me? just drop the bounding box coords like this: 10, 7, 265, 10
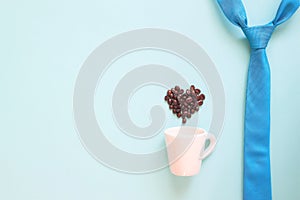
164, 126, 207, 138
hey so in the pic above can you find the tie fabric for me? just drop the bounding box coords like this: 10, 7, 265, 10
216, 0, 299, 199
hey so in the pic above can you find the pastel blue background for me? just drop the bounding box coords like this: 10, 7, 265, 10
1, 0, 299, 200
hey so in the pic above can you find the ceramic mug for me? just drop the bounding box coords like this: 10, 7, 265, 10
164, 126, 216, 176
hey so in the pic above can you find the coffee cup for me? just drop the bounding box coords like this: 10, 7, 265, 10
164, 126, 216, 176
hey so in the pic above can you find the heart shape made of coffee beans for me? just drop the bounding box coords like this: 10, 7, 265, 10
164, 85, 205, 123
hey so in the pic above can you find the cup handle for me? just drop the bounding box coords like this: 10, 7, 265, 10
199, 133, 216, 160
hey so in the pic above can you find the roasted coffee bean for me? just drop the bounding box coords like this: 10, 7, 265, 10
164, 96, 169, 101
169, 105, 174, 109
186, 89, 191, 95
195, 89, 200, 94
186, 97, 193, 103
167, 90, 172, 96
187, 113, 191, 118
198, 101, 203, 106
182, 118, 187, 123
191, 109, 195, 114
168, 99, 172, 105
173, 109, 177, 114
190, 85, 195, 91
175, 86, 180, 91
173, 100, 178, 105
177, 112, 181, 118
199, 94, 205, 100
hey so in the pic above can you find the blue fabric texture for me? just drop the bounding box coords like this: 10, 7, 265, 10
216, 1, 299, 200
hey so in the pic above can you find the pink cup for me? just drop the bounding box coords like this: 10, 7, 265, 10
164, 126, 216, 176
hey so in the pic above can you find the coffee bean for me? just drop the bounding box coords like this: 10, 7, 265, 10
186, 97, 192, 103
177, 112, 181, 118
191, 109, 195, 114
169, 105, 174, 109
173, 99, 178, 105
182, 118, 187, 124
190, 85, 195, 91
164, 96, 169, 101
199, 94, 205, 100
173, 109, 177, 114
175, 86, 180, 91
195, 89, 200, 94
168, 99, 172, 105
198, 101, 203, 106
187, 113, 191, 118
167, 90, 172, 96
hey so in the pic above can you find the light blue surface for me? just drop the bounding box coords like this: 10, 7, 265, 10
1, 0, 299, 200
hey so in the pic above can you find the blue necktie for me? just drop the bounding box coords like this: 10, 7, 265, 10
216, 0, 299, 199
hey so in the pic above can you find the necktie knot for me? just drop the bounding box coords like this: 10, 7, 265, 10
242, 25, 275, 49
